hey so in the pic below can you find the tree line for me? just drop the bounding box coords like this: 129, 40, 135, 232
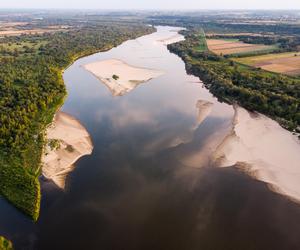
168, 31, 300, 133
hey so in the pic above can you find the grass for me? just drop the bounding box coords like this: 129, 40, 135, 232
229, 45, 279, 57
234, 51, 300, 64
233, 51, 300, 76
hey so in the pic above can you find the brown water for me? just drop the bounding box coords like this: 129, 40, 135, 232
1, 26, 300, 250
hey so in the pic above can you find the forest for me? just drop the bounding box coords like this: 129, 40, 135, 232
0, 18, 154, 220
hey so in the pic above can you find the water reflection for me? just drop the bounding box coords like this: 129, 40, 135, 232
36, 26, 300, 250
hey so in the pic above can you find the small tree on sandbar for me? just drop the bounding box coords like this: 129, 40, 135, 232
112, 74, 119, 80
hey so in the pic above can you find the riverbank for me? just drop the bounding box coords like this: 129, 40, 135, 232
214, 106, 300, 202
168, 29, 300, 202
42, 112, 93, 189
0, 22, 156, 221
83, 59, 164, 96
167, 30, 300, 133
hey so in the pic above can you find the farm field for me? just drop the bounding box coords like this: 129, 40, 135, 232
207, 38, 276, 56
0, 28, 66, 37
234, 52, 300, 76
206, 32, 274, 37
0, 21, 70, 37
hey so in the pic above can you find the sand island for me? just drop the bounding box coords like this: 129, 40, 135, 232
83, 59, 164, 96
42, 112, 93, 188
214, 106, 300, 202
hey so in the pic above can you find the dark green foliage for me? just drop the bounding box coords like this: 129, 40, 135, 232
0, 20, 154, 220
168, 31, 300, 131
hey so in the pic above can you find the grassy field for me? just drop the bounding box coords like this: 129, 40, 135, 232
207, 38, 277, 56
234, 52, 300, 76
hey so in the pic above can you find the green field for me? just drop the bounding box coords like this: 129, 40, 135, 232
229, 45, 279, 57
234, 51, 300, 65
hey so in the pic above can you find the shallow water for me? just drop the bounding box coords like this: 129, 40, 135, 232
1, 26, 300, 250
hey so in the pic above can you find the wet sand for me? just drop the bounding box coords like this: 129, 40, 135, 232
214, 106, 300, 202
83, 59, 164, 96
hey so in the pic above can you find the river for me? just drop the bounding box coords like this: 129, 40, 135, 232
1, 26, 300, 250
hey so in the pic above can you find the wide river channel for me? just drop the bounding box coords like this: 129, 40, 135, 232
1, 26, 300, 250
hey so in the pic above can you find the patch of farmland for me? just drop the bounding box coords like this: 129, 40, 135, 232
235, 52, 300, 76
207, 39, 275, 56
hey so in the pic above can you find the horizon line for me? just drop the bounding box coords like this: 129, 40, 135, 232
0, 8, 300, 11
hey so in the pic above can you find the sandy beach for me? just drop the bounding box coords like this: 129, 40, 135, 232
83, 59, 164, 96
42, 112, 93, 188
214, 106, 300, 202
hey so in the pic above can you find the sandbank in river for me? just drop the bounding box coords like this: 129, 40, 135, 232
214, 106, 300, 202
42, 112, 93, 188
45, 30, 300, 204
83, 59, 164, 96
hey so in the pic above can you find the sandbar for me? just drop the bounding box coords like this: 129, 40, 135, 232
83, 59, 164, 96
42, 112, 93, 188
214, 106, 300, 202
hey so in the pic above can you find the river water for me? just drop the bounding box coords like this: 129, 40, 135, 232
1, 26, 300, 250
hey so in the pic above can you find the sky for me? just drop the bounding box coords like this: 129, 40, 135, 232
0, 0, 299, 10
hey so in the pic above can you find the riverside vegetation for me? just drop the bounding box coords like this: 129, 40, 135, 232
167, 28, 300, 133
0, 18, 154, 220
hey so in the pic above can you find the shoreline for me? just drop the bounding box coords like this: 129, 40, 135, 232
34, 27, 158, 217
213, 106, 300, 203
83, 59, 164, 96
39, 29, 158, 186
42, 111, 93, 189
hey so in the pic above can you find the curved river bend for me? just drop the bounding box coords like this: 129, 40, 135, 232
1, 26, 300, 250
